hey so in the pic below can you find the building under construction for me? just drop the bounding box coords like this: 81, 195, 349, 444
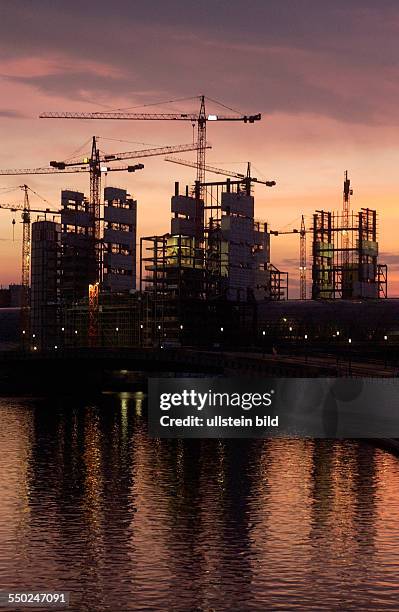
29, 186, 138, 349
311, 207, 387, 300
102, 187, 137, 292
30, 219, 61, 348
18, 162, 391, 352
311, 173, 387, 300
60, 189, 96, 303
140, 175, 288, 343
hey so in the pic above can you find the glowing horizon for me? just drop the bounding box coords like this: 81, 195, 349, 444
1, 1, 399, 296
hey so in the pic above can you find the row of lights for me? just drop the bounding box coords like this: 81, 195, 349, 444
281, 316, 391, 340
24, 324, 391, 348
24, 328, 76, 335
270, 325, 389, 343
26, 322, 183, 347
25, 327, 128, 335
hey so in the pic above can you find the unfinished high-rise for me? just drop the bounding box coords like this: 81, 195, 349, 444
102, 187, 137, 292
59, 187, 137, 301
140, 177, 287, 342
60, 189, 96, 303
312, 207, 387, 299
30, 219, 61, 349
141, 178, 286, 300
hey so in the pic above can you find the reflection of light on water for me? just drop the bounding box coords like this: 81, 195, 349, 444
216, 439, 226, 490
120, 393, 129, 437
5, 393, 399, 611
2, 405, 35, 558
176, 439, 184, 479
82, 409, 104, 572
119, 391, 145, 419
135, 391, 145, 416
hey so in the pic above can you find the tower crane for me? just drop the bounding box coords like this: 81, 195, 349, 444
0, 139, 207, 282
164, 157, 276, 188
270, 216, 308, 300
0, 186, 60, 334
0, 140, 205, 344
40, 95, 261, 195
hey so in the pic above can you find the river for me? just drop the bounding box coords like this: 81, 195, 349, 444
1, 393, 399, 611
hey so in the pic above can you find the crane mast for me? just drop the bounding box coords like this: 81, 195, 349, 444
21, 185, 30, 293
343, 171, 351, 268
300, 215, 306, 300
270, 220, 308, 300
89, 136, 101, 281
197, 96, 207, 190
21, 185, 31, 341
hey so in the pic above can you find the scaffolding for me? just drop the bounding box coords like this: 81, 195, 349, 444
312, 207, 387, 299
269, 264, 289, 300
140, 233, 204, 343
139, 176, 288, 345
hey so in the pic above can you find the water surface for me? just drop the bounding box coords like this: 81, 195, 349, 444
1, 394, 399, 611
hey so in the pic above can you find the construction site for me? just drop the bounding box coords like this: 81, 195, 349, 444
0, 96, 395, 356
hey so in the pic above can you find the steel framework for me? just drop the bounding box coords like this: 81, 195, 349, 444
300, 215, 306, 300
312, 207, 387, 299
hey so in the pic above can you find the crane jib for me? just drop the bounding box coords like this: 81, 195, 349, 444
39, 112, 262, 122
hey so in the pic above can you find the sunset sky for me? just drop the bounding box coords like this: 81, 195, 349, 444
1, 1, 399, 296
